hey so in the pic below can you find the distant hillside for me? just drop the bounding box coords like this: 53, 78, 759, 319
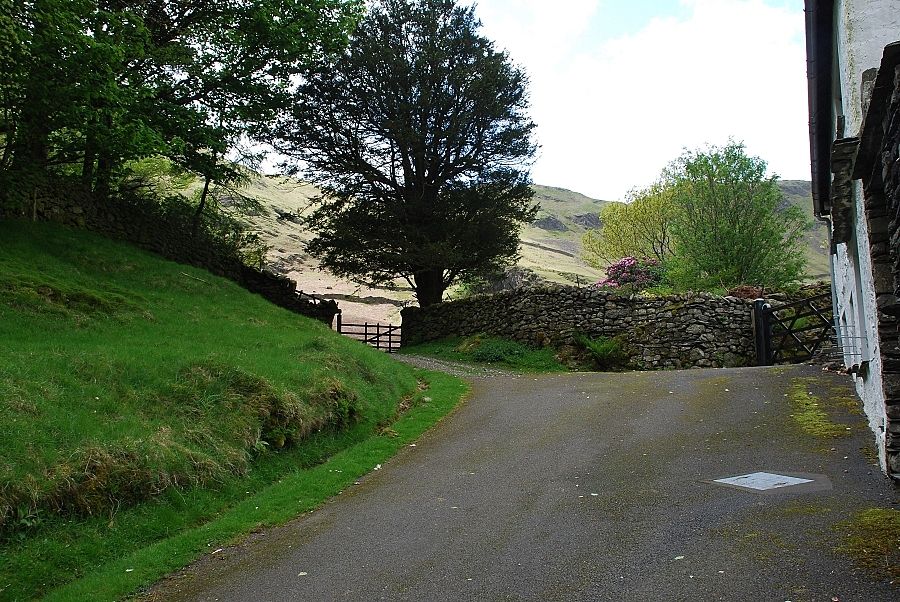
776, 180, 830, 279
518, 185, 609, 285
231, 176, 827, 322
232, 178, 609, 322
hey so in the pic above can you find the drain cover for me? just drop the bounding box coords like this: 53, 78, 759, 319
713, 472, 813, 491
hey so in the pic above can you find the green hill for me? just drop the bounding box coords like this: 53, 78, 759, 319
0, 221, 460, 600
777, 179, 830, 279
223, 177, 826, 319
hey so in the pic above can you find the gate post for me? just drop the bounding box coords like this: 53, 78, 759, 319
752, 299, 772, 366
335, 310, 342, 332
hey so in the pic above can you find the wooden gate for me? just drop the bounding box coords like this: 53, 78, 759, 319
752, 292, 836, 365
335, 313, 401, 353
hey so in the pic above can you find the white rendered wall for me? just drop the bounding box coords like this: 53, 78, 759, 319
836, 0, 900, 130
830, 0, 900, 472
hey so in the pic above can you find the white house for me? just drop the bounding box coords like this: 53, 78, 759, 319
804, 0, 900, 479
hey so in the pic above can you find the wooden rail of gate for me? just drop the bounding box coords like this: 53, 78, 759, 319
335, 313, 401, 353
296, 290, 326, 305
752, 292, 836, 365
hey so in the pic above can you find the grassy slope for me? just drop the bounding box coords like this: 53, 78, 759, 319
778, 179, 830, 279
0, 221, 463, 600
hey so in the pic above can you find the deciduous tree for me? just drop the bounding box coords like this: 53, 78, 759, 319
582, 182, 675, 267
666, 141, 808, 289
1, 0, 361, 204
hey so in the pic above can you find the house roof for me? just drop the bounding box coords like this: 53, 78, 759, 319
804, 0, 834, 218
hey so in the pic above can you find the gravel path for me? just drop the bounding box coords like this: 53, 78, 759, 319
390, 353, 518, 378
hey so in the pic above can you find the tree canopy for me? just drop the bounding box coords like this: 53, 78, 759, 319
268, 0, 537, 306
666, 142, 808, 289
0, 0, 361, 203
582, 182, 676, 268
583, 141, 809, 291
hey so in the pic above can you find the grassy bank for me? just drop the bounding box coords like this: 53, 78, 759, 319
0, 221, 465, 599
402, 334, 567, 372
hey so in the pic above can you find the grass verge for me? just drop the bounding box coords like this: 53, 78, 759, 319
39, 370, 466, 602
0, 221, 467, 599
402, 334, 566, 373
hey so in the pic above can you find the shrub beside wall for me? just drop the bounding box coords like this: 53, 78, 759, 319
401, 285, 755, 369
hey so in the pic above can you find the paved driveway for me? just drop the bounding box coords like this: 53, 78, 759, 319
148, 364, 898, 601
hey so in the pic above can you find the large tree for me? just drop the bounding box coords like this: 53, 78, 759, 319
666, 141, 808, 289
269, 0, 537, 307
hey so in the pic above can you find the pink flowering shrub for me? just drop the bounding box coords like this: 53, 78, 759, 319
595, 256, 663, 291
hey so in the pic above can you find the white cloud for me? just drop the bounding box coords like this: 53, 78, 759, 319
473, 0, 810, 200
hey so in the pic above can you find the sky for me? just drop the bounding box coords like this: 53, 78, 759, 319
463, 0, 811, 200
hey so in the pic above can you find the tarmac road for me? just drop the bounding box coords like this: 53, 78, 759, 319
147, 364, 898, 601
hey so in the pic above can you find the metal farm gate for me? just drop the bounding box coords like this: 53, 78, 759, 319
752, 292, 837, 365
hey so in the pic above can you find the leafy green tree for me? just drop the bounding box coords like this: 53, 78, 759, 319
0, 0, 28, 169
268, 0, 537, 307
666, 141, 808, 289
1, 0, 361, 203
582, 182, 676, 267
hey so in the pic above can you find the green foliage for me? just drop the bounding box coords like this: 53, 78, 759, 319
582, 182, 676, 267
269, 0, 537, 307
575, 334, 628, 371
471, 338, 527, 363
404, 335, 566, 373
123, 156, 194, 196
0, 221, 462, 598
1, 0, 361, 200
666, 141, 809, 290
581, 141, 810, 293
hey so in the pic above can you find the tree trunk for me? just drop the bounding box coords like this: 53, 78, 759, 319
82, 145, 96, 188
0, 117, 14, 169
82, 122, 96, 187
10, 105, 50, 172
414, 269, 446, 307
9, 1, 51, 173
192, 174, 211, 238
94, 154, 113, 200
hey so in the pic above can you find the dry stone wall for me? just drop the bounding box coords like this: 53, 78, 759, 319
401, 285, 756, 369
